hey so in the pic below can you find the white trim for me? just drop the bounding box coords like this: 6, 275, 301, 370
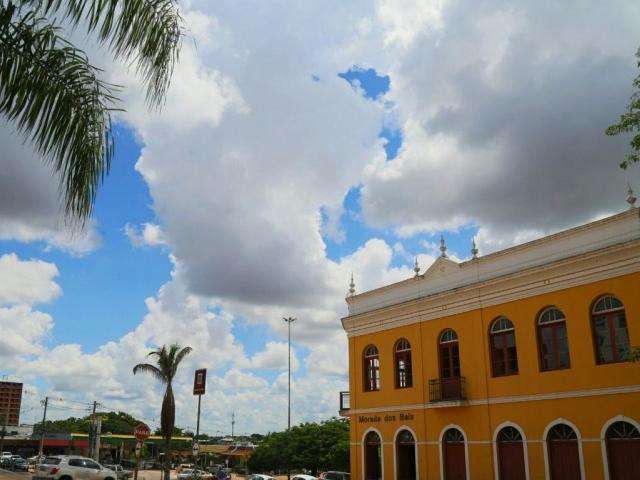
393, 426, 419, 480
362, 427, 384, 480
599, 415, 640, 480
439, 424, 470, 480
492, 422, 530, 480
541, 418, 585, 480
343, 237, 640, 337
344, 384, 640, 416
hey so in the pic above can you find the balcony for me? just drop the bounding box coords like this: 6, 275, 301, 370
428, 377, 467, 407
339, 391, 350, 415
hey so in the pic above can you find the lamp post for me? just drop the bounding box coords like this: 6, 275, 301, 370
283, 317, 295, 480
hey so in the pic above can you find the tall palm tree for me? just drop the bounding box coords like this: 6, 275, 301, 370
133, 344, 192, 480
0, 0, 182, 221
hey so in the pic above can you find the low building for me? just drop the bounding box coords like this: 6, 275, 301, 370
340, 207, 640, 480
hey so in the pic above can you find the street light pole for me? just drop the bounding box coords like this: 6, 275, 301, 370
283, 317, 295, 480
283, 317, 296, 430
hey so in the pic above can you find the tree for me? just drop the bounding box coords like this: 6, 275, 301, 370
0, 0, 182, 221
247, 418, 349, 474
133, 344, 192, 480
606, 47, 640, 169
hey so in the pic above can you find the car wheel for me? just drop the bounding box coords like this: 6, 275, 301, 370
59, 475, 73, 480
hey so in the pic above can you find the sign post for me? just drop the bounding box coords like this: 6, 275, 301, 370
133, 423, 151, 480
193, 369, 207, 465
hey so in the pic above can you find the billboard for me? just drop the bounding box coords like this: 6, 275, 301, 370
193, 369, 207, 395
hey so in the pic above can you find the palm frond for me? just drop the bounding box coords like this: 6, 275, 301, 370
172, 345, 192, 376
0, 2, 117, 220
36, 0, 182, 106
132, 362, 167, 383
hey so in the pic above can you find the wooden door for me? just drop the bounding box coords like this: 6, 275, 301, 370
607, 438, 640, 480
365, 442, 381, 480
498, 441, 526, 480
444, 441, 466, 480
548, 440, 580, 480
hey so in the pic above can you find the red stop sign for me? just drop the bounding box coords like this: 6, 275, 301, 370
134, 423, 151, 442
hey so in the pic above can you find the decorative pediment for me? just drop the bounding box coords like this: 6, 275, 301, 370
422, 256, 460, 278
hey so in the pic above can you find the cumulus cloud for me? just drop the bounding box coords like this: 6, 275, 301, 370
0, 253, 61, 305
125, 223, 167, 247
0, 305, 53, 359
359, 0, 640, 251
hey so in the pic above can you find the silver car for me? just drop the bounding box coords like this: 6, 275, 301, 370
33, 456, 117, 480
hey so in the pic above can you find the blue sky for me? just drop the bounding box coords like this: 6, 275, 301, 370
2, 0, 639, 434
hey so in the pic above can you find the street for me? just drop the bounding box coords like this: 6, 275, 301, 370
0, 469, 29, 480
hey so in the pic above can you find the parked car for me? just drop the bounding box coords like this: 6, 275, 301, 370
11, 458, 29, 472
1, 452, 12, 468
291, 475, 319, 480
320, 472, 350, 480
247, 474, 276, 480
177, 463, 195, 473
33, 456, 117, 480
104, 464, 132, 480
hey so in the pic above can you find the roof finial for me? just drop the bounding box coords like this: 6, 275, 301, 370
413, 257, 420, 277
471, 237, 479, 259
627, 183, 637, 209
348, 272, 356, 296
440, 234, 447, 258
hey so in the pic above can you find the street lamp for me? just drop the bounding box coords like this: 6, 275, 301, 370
283, 317, 296, 430
283, 316, 295, 480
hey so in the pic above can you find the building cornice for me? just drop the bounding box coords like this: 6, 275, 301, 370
342, 237, 640, 337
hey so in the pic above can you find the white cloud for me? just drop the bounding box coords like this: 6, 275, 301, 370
125, 223, 167, 247
0, 305, 53, 359
0, 253, 61, 306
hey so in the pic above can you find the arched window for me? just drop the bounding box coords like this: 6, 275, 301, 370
592, 295, 630, 364
363, 345, 380, 392
606, 421, 640, 479
538, 307, 570, 371
364, 431, 382, 480
490, 317, 518, 377
395, 429, 416, 480
439, 329, 460, 379
496, 427, 526, 480
546, 424, 581, 480
395, 339, 413, 389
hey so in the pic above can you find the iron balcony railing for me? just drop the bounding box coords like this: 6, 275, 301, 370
428, 377, 467, 403
339, 391, 351, 411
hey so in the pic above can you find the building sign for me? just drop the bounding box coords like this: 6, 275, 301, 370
358, 412, 415, 424
193, 369, 207, 395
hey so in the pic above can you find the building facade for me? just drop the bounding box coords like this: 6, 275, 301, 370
0, 381, 23, 426
340, 208, 640, 480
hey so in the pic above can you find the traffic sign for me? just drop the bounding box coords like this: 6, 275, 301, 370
134, 423, 151, 442
193, 369, 207, 395
192, 442, 199, 456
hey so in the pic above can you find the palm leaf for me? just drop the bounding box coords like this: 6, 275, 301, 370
36, 0, 182, 106
132, 362, 167, 383
0, 2, 117, 221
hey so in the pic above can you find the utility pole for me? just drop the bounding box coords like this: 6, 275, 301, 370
38, 397, 49, 459
88, 401, 97, 459
283, 317, 295, 480
231, 413, 235, 441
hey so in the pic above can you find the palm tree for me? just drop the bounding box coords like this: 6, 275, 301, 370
133, 344, 192, 480
0, 0, 182, 221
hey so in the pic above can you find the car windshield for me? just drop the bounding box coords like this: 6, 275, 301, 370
43, 457, 62, 465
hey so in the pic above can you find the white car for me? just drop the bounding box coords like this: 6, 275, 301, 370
33, 456, 117, 480
292, 475, 319, 480
247, 475, 276, 480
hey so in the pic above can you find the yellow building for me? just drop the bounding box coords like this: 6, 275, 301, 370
339, 207, 640, 480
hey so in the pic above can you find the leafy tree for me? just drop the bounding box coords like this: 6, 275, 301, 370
248, 418, 349, 475
133, 344, 192, 480
33, 411, 147, 435
0, 0, 182, 221
606, 47, 640, 169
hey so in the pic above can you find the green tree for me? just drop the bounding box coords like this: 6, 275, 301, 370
133, 344, 192, 480
606, 47, 640, 169
247, 418, 349, 475
0, 0, 182, 221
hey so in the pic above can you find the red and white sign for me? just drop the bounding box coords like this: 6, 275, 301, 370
134, 423, 151, 442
